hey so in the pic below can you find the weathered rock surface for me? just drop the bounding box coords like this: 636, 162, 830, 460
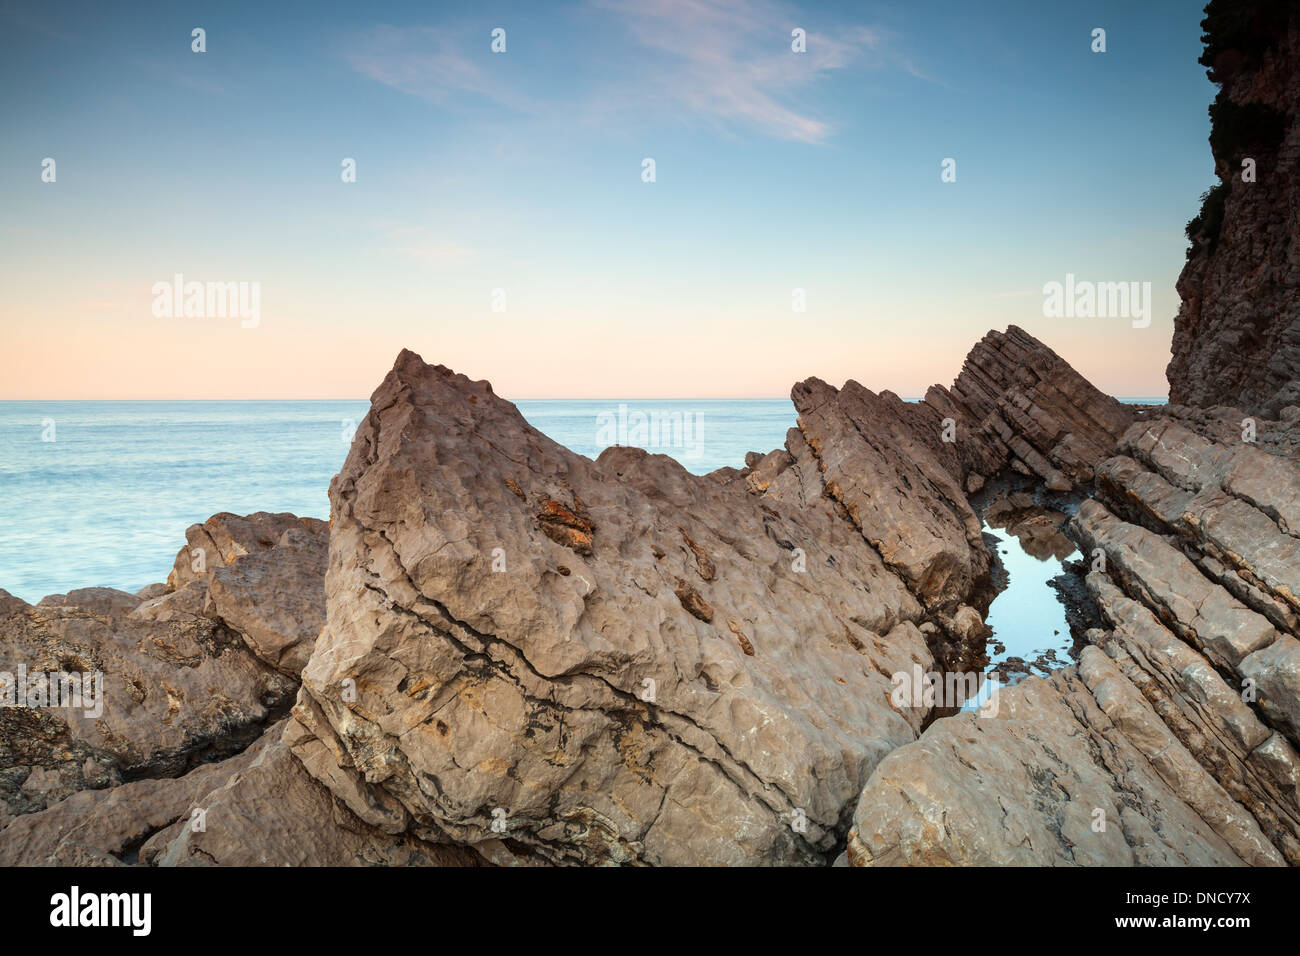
848, 646, 1283, 866
0, 716, 482, 866
780, 377, 989, 612
0, 510, 330, 855
0, 584, 296, 823
4, 318, 1295, 867
292, 349, 942, 866
152, 511, 329, 675
0, 726, 268, 865
936, 326, 1135, 491
139, 720, 483, 867
1169, 4, 1300, 416
849, 406, 1300, 867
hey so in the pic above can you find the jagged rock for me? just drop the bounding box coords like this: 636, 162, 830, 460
1169, 6, 1300, 415
291, 349, 937, 866
749, 326, 1128, 607
143, 512, 329, 676
0, 728, 269, 866
1087, 418, 1300, 755
8, 318, 1296, 869
783, 377, 989, 610
204, 525, 328, 676
847, 646, 1285, 866
1072, 498, 1281, 669
140, 722, 482, 867
843, 361, 1300, 867
941, 326, 1134, 490
0, 586, 296, 822
743, 447, 793, 495
1087, 574, 1300, 864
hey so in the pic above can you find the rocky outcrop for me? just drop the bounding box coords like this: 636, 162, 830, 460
4, 316, 1292, 867
936, 326, 1135, 491
0, 513, 329, 845
270, 324, 1145, 866
0, 584, 297, 825
290, 350, 938, 866
155, 511, 329, 676
848, 645, 1284, 866
848, 408, 1300, 866
779, 376, 990, 611
0, 507, 478, 865
1169, 1, 1300, 415
138, 722, 482, 867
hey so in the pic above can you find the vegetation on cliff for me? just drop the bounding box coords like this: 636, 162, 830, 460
1186, 0, 1291, 250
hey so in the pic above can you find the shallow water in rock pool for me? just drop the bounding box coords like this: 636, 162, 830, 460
966, 519, 1081, 710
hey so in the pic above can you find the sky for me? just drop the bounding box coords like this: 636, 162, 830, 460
0, 0, 1214, 399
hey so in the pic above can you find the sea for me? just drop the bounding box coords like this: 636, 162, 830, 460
0, 397, 1165, 609
0, 399, 793, 602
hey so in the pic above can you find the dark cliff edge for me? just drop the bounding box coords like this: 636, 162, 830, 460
1171, 0, 1300, 415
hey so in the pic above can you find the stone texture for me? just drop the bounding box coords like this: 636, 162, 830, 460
140, 721, 483, 867
1168, 6, 1300, 416
0, 727, 269, 866
6, 320, 1297, 868
151, 511, 329, 676
847, 646, 1282, 866
782, 376, 989, 611
0, 585, 296, 822
936, 325, 1134, 491
292, 349, 940, 866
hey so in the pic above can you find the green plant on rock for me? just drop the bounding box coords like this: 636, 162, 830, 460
1185, 181, 1230, 253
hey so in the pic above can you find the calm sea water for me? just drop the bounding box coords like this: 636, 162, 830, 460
0, 396, 1166, 604
0, 399, 795, 602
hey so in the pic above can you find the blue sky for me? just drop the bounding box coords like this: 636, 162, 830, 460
0, 0, 1213, 398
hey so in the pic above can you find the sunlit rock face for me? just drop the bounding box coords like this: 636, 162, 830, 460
291, 349, 939, 866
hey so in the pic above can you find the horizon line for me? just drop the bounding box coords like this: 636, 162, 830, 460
0, 395, 1172, 403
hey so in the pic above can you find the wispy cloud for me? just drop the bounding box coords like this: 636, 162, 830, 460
592, 0, 885, 143
343, 2, 921, 144
345, 25, 536, 113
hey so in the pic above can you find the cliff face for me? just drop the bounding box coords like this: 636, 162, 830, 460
1169, 1, 1300, 415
